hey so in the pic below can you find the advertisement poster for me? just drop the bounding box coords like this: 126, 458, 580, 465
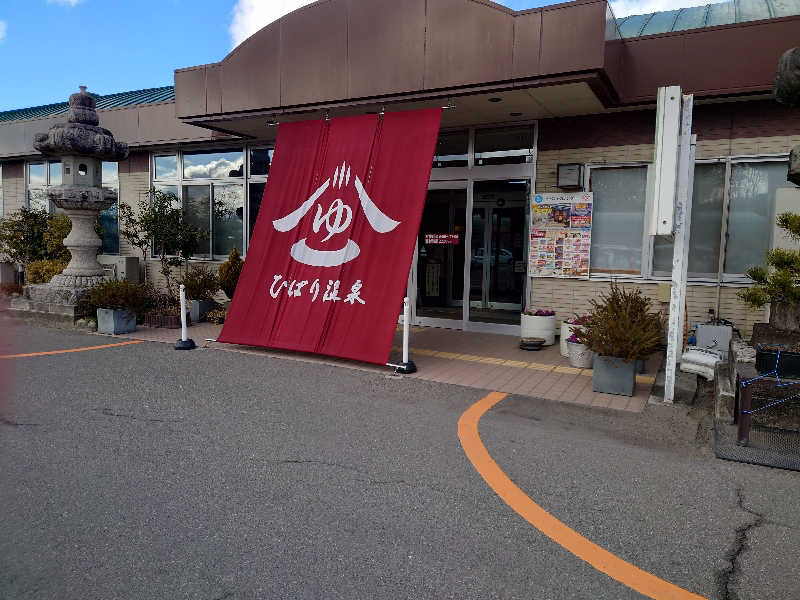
529, 192, 592, 279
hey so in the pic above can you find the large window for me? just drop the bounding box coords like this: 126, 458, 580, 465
652, 162, 727, 277
589, 166, 648, 274
724, 161, 795, 276
590, 157, 797, 281
152, 146, 271, 259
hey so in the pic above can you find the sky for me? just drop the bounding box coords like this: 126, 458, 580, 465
0, 0, 726, 112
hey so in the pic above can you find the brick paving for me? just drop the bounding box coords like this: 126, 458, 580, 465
116, 321, 658, 412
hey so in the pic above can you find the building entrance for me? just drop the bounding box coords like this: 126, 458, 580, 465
410, 179, 530, 334
469, 180, 528, 325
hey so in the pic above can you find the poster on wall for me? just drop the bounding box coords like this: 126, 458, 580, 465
529, 192, 592, 279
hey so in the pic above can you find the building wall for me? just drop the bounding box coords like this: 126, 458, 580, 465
531, 129, 800, 339
1, 161, 25, 215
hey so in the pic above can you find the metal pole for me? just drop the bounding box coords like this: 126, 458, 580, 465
664, 94, 695, 403
175, 283, 196, 350
737, 382, 753, 446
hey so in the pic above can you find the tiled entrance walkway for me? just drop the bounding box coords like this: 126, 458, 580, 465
391, 327, 656, 412
117, 323, 657, 412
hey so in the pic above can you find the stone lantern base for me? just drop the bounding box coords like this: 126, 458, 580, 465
10, 283, 96, 326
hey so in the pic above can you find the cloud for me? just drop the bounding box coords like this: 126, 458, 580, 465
0, 21, 6, 43
47, 0, 84, 6
230, 0, 317, 49
609, 0, 728, 18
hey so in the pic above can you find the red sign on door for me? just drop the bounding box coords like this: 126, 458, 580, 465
218, 109, 442, 364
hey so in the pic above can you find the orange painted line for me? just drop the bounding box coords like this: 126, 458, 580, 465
0, 340, 143, 359
458, 392, 707, 600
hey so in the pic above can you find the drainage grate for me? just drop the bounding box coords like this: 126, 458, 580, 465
714, 420, 800, 471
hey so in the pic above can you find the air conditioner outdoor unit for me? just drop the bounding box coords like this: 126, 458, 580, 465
97, 255, 140, 283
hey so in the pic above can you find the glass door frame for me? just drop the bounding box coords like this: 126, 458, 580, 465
406, 121, 538, 336
408, 174, 535, 336
408, 180, 469, 330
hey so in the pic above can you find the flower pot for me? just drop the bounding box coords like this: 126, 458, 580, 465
567, 341, 594, 369
189, 299, 215, 323
592, 355, 636, 396
560, 322, 584, 357
97, 308, 136, 335
521, 314, 555, 346
755, 344, 800, 378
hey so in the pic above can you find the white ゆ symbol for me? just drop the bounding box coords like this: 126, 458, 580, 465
272, 160, 401, 267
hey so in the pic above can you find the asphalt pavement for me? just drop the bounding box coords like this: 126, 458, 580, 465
0, 319, 798, 599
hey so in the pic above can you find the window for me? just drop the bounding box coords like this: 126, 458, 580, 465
0, 164, 3, 218
474, 125, 534, 166
183, 150, 244, 179
26, 160, 60, 212
588, 166, 648, 274
649, 159, 796, 280
652, 162, 727, 277
99, 162, 120, 254
433, 130, 468, 168
724, 161, 795, 276
152, 147, 267, 259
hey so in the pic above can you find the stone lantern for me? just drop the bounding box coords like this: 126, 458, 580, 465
11, 86, 128, 323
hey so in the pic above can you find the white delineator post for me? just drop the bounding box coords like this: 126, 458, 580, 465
403, 296, 411, 365
388, 296, 417, 374
175, 283, 196, 350
664, 94, 696, 403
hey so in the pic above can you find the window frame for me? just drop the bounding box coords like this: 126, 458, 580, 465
150, 144, 273, 261
583, 153, 794, 285
25, 159, 59, 213
584, 161, 653, 278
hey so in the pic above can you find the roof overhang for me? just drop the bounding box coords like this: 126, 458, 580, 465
174, 0, 617, 138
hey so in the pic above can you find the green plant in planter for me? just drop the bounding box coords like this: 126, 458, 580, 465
218, 245, 243, 300
81, 280, 153, 319
738, 212, 800, 332
180, 265, 219, 301
575, 283, 662, 362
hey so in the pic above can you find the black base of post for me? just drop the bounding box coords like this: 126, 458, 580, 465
175, 338, 196, 350
395, 361, 417, 375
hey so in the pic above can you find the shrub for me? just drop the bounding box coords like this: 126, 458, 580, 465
43, 214, 72, 263
180, 265, 219, 301
218, 245, 243, 300
575, 283, 663, 362
26, 259, 69, 284
0, 208, 50, 265
206, 307, 228, 324
82, 280, 153, 319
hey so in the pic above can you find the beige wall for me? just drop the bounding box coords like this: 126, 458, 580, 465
1, 161, 25, 215
531, 134, 800, 339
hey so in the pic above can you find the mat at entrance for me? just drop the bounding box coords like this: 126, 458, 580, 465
714, 421, 800, 472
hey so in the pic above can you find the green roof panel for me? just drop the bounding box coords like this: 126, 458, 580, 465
0, 86, 175, 124
616, 0, 799, 38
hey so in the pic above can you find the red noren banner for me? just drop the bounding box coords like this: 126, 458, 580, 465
218, 108, 442, 364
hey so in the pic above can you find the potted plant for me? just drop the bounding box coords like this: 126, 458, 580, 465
180, 265, 219, 322
575, 283, 662, 396
218, 245, 243, 301
521, 308, 556, 346
83, 280, 151, 335
560, 314, 591, 357
566, 333, 594, 369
